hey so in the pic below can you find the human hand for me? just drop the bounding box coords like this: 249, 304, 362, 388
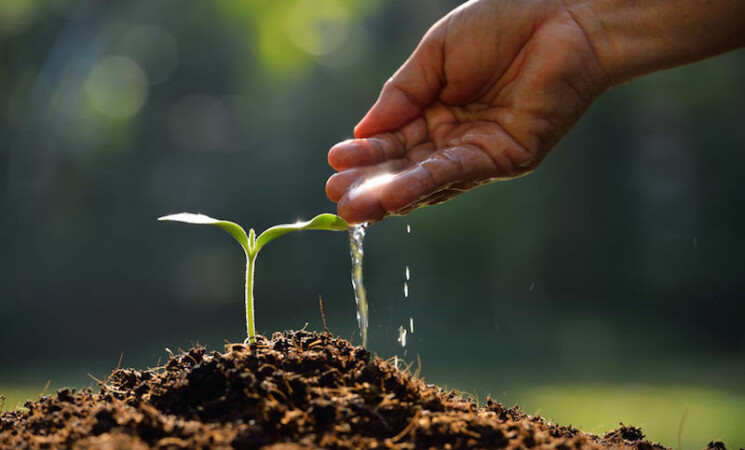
326, 0, 610, 224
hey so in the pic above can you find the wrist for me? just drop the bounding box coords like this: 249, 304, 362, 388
562, 0, 745, 85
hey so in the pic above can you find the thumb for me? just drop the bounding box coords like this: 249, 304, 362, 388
354, 33, 445, 139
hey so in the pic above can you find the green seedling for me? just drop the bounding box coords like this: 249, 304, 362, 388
159, 212, 348, 343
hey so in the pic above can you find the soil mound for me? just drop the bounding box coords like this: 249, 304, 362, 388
1, 330, 677, 449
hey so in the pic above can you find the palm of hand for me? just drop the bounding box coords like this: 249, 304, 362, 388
327, 1, 607, 223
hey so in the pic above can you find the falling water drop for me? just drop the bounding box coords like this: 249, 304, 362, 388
349, 223, 369, 347
397, 325, 407, 348
403, 225, 414, 349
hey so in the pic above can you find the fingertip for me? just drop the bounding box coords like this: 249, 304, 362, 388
326, 169, 362, 203
353, 117, 374, 139
325, 175, 340, 203
328, 139, 370, 170
337, 193, 386, 225
353, 114, 380, 140
328, 140, 352, 170
354, 87, 423, 139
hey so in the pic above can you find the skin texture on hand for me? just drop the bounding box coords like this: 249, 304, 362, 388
325, 0, 745, 224
564, 0, 745, 86
326, 0, 610, 224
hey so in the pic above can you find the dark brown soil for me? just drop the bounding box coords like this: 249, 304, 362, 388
0, 330, 711, 449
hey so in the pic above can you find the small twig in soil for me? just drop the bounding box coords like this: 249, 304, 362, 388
402, 359, 416, 375
148, 357, 165, 373
97, 352, 126, 388
318, 295, 329, 336
677, 407, 688, 450
414, 354, 422, 379
386, 409, 422, 444
268, 387, 289, 404
258, 363, 279, 374
40, 380, 51, 397
369, 407, 391, 430
282, 379, 296, 408
291, 335, 303, 353
183, 353, 199, 366
87, 373, 103, 385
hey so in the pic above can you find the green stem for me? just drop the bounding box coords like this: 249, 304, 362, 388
245, 254, 256, 342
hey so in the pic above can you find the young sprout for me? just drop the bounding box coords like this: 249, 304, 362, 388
158, 212, 348, 343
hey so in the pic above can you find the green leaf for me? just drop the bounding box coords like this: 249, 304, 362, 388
158, 213, 250, 253
254, 213, 348, 253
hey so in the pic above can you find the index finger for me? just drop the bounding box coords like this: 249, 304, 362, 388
327, 135, 406, 171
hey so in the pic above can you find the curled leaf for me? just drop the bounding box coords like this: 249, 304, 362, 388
158, 213, 250, 253
255, 213, 348, 253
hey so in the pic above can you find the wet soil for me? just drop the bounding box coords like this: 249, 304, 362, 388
0, 330, 725, 449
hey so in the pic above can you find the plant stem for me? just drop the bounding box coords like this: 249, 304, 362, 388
245, 254, 256, 342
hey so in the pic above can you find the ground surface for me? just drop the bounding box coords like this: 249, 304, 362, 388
0, 330, 726, 449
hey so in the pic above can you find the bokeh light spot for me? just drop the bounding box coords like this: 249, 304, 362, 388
318, 23, 369, 69
118, 25, 179, 85
83, 56, 148, 118
0, 0, 37, 36
286, 0, 351, 56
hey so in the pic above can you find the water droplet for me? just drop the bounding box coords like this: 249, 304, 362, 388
403, 282, 409, 298
529, 282, 535, 292
85, 56, 148, 118
406, 224, 411, 234
405, 266, 410, 281
409, 317, 414, 333
349, 223, 369, 347
394, 355, 399, 369
397, 325, 407, 347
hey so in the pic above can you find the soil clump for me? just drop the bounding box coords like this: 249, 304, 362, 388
1, 330, 683, 449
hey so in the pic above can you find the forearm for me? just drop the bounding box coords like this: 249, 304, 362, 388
564, 0, 745, 85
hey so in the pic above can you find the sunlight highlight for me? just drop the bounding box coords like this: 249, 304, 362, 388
348, 173, 395, 199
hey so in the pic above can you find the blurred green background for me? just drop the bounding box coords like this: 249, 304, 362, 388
1, 1, 743, 448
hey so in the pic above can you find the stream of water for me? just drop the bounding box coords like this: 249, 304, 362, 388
349, 223, 369, 347
349, 222, 415, 351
